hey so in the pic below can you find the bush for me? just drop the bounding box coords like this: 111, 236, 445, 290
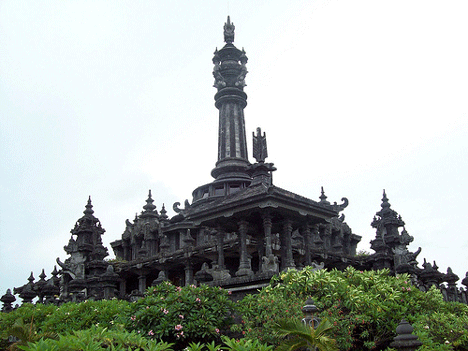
122, 282, 235, 349
0, 299, 129, 339
234, 267, 468, 350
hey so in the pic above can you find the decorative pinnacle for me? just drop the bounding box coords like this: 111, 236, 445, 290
381, 189, 390, 209
84, 196, 94, 215
28, 272, 35, 283
224, 16, 235, 43
319, 187, 330, 205
160, 203, 168, 220
51, 266, 59, 277
143, 190, 156, 212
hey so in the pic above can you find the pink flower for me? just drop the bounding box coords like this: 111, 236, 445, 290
130, 315, 136, 321
196, 298, 201, 302
161, 308, 169, 314
148, 330, 154, 336
179, 314, 184, 319
215, 328, 220, 333
175, 324, 183, 331
228, 291, 232, 295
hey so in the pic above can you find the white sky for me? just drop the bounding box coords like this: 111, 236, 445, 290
1, 0, 467, 298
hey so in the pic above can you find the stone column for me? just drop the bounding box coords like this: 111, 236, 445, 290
138, 274, 147, 294
282, 220, 296, 271
217, 227, 226, 269
236, 220, 253, 276
261, 214, 278, 273
303, 224, 312, 267
184, 262, 194, 286
263, 214, 273, 257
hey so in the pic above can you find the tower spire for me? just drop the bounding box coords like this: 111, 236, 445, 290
211, 17, 250, 181
84, 196, 94, 215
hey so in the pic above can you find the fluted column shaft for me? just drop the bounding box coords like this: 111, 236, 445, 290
263, 215, 273, 257
282, 220, 296, 271
236, 220, 253, 276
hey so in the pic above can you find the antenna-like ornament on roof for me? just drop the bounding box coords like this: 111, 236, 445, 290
224, 16, 235, 44
84, 196, 94, 215
381, 189, 391, 209
319, 187, 330, 205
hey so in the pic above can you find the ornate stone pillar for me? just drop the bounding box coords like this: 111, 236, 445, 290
263, 214, 273, 257
282, 220, 295, 271
261, 214, 278, 273
184, 262, 194, 286
236, 220, 253, 276
210, 227, 231, 280
138, 274, 147, 294
302, 224, 312, 267
217, 227, 226, 269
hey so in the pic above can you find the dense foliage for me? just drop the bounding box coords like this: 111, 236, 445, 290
0, 283, 238, 351
122, 282, 235, 347
2, 268, 468, 350
234, 266, 468, 350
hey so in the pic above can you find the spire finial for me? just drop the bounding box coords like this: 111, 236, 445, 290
224, 16, 235, 44
319, 186, 330, 205
143, 190, 156, 212
160, 203, 168, 220
84, 196, 94, 215
381, 189, 390, 209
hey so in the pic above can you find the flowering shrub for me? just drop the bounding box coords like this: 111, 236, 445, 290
0, 299, 128, 337
234, 267, 468, 350
122, 282, 235, 348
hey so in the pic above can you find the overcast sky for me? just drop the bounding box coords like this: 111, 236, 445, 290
1, 1, 467, 298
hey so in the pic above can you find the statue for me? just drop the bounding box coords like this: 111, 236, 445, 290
253, 127, 268, 162
223, 16, 235, 44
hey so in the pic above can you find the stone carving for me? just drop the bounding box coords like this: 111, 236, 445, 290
262, 254, 279, 273
223, 16, 235, 44
253, 127, 268, 163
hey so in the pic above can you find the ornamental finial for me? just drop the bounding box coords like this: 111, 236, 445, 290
84, 196, 94, 215
143, 189, 156, 212
224, 16, 235, 44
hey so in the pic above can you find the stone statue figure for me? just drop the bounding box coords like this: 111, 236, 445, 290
253, 127, 268, 162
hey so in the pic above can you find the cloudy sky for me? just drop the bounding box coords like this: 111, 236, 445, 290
1, 1, 467, 298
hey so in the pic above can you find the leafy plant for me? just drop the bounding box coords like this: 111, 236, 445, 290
122, 282, 235, 349
221, 336, 274, 351
274, 318, 337, 351
234, 267, 468, 350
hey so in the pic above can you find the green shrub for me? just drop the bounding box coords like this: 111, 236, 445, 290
122, 282, 235, 349
234, 267, 468, 350
16, 326, 174, 351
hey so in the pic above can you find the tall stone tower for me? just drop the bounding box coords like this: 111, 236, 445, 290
211, 17, 250, 183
